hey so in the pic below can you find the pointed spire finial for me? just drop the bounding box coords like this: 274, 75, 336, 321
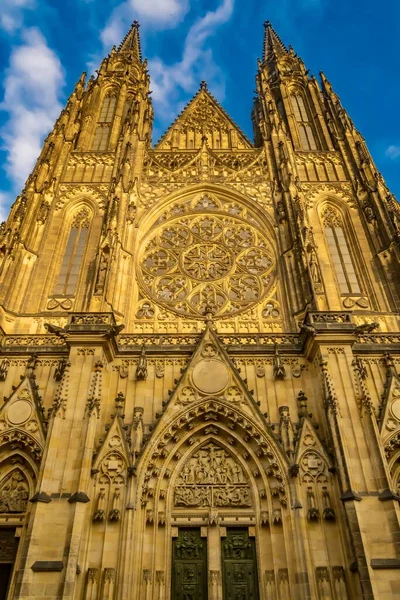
263, 20, 288, 63
118, 20, 143, 61
200, 81, 208, 91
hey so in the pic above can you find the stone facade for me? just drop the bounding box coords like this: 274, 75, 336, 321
0, 19, 399, 600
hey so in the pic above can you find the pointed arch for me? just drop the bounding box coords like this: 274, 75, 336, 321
288, 87, 319, 150
92, 91, 118, 151
137, 397, 290, 520
319, 203, 361, 296
53, 205, 92, 295
385, 432, 400, 493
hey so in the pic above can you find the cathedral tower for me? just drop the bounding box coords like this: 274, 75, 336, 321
0, 20, 399, 600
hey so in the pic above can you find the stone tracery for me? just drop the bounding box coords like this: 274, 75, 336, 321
138, 198, 275, 318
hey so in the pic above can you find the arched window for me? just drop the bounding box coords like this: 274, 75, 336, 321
290, 94, 318, 150
92, 95, 117, 151
322, 206, 360, 295
53, 208, 90, 295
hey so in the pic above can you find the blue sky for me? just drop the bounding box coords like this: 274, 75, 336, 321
0, 0, 399, 220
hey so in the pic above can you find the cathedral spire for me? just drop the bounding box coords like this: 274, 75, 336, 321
118, 20, 142, 62
263, 20, 288, 62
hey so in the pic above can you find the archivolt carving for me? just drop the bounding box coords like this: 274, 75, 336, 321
302, 183, 355, 207
138, 209, 275, 318
139, 398, 288, 511
56, 185, 107, 211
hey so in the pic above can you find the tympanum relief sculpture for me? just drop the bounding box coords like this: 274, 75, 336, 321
0, 470, 29, 513
174, 443, 252, 508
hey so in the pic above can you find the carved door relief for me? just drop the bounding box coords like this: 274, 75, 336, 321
172, 528, 207, 600
222, 528, 259, 600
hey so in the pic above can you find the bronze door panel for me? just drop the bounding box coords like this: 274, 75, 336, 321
222, 528, 259, 600
172, 528, 207, 600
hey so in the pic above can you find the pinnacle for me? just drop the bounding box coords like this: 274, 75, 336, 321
263, 20, 288, 63
118, 20, 143, 61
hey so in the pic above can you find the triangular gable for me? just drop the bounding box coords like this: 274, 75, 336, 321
155, 85, 253, 150
379, 370, 400, 445
295, 417, 332, 484
92, 410, 132, 477
137, 325, 290, 511
0, 376, 46, 462
159, 324, 273, 423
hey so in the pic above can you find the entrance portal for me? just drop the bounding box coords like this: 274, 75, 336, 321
222, 528, 259, 600
0, 528, 18, 600
172, 528, 207, 600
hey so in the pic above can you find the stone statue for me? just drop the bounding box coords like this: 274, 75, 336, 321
279, 406, 296, 459
109, 488, 121, 521
132, 407, 144, 457
273, 347, 286, 380
136, 346, 148, 380
309, 252, 321, 284
95, 248, 109, 293
93, 488, 106, 521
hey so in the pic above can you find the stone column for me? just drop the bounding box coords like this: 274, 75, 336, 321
208, 525, 222, 600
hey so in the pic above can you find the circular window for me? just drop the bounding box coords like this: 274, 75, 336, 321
138, 208, 275, 318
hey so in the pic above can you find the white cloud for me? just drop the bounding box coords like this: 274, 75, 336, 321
0, 0, 35, 33
0, 193, 12, 223
130, 0, 189, 23
385, 145, 400, 160
150, 0, 235, 121
101, 0, 190, 47
0, 28, 65, 191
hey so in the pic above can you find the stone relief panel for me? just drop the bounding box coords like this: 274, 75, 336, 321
0, 469, 29, 513
174, 443, 252, 509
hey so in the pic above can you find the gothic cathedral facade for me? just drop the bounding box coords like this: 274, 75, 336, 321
0, 20, 399, 600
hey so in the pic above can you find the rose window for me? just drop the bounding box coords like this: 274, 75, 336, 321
138, 211, 275, 318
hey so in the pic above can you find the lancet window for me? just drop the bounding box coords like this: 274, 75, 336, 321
322, 206, 360, 295
53, 208, 90, 295
290, 93, 318, 150
92, 94, 117, 151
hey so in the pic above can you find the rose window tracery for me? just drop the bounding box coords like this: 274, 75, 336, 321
138, 208, 275, 318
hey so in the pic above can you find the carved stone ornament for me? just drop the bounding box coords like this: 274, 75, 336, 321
300, 451, 327, 484
174, 443, 252, 508
0, 360, 9, 382
137, 209, 275, 319
192, 359, 230, 395
0, 470, 29, 513
136, 345, 148, 381
273, 347, 286, 380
